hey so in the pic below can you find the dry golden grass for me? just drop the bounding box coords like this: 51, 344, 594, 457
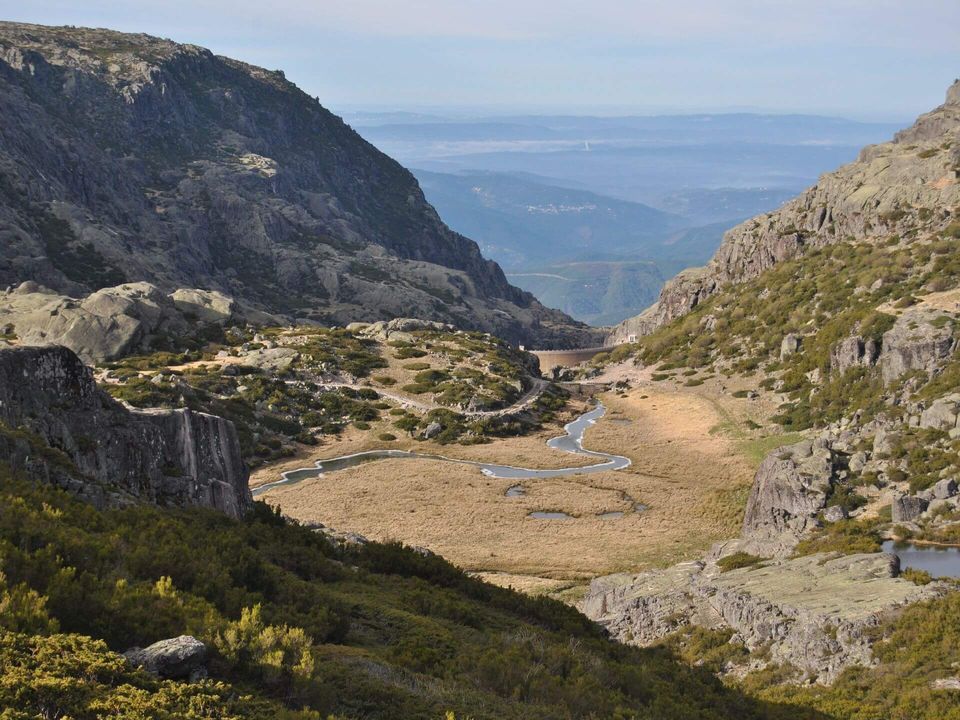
257, 378, 767, 590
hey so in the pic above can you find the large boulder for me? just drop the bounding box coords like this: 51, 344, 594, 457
892, 494, 929, 523
124, 636, 207, 680
780, 333, 802, 360
919, 394, 960, 431
170, 288, 236, 322
934, 478, 958, 500
740, 438, 837, 557
879, 309, 956, 383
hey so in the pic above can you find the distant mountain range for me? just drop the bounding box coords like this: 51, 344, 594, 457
350, 111, 903, 325
414, 169, 729, 324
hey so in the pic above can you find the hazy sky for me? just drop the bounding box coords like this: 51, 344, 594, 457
2, 1, 958, 119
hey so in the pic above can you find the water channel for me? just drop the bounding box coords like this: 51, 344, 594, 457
253, 402, 631, 497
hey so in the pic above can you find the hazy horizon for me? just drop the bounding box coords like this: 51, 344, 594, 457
1, 1, 957, 122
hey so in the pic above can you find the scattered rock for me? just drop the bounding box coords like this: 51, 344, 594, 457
824, 505, 848, 523
849, 451, 868, 474
422, 422, 443, 440
932, 677, 960, 691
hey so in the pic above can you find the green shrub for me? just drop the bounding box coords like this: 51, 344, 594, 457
716, 553, 764, 573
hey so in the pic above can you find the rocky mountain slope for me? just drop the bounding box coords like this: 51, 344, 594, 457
0, 344, 250, 516
0, 22, 597, 348
611, 79, 960, 342
582, 78, 960, 693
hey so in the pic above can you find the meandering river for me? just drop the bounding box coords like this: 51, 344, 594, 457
252, 402, 630, 497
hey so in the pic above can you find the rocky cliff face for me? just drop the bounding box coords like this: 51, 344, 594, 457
610, 78, 960, 343
0, 345, 250, 517
0, 22, 597, 348
582, 552, 942, 683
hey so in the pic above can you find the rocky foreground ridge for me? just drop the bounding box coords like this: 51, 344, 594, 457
583, 552, 940, 683
611, 79, 960, 342
0, 21, 597, 348
0, 344, 250, 516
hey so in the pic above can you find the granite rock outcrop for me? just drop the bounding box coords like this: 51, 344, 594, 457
0, 345, 251, 517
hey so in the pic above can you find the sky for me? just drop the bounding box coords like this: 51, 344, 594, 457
1, 1, 958, 120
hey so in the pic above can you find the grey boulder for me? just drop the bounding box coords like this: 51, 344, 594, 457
879, 309, 956, 384
892, 494, 929, 523
739, 438, 837, 557
934, 478, 958, 500
124, 635, 207, 680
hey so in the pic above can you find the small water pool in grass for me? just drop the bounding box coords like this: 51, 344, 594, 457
883, 540, 960, 579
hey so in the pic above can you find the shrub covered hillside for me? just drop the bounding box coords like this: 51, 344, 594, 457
625, 218, 960, 428
0, 464, 812, 720
100, 321, 566, 468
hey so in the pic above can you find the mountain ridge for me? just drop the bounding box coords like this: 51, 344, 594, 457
0, 21, 598, 348
611, 78, 960, 342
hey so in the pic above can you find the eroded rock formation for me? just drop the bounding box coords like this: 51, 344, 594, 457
739, 438, 838, 557
583, 552, 942, 683
0, 345, 250, 517
0, 281, 271, 363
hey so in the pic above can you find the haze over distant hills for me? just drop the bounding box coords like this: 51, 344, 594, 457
349, 112, 902, 324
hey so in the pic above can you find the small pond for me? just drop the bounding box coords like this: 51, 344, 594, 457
883, 540, 960, 579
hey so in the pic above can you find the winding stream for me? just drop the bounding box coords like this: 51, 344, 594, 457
252, 402, 630, 497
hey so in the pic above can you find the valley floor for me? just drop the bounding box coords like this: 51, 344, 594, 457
254, 362, 796, 596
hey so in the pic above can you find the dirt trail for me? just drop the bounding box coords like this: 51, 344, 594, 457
306, 378, 549, 417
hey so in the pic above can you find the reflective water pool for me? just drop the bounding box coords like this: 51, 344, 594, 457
253, 402, 630, 496
883, 540, 960, 579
